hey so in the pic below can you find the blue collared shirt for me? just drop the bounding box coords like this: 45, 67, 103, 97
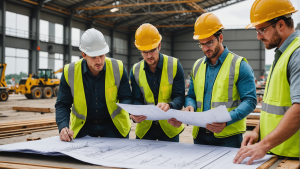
185, 46, 257, 125
55, 59, 132, 132
130, 53, 185, 110
273, 30, 300, 104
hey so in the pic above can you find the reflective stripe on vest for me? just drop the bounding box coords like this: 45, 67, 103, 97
68, 62, 86, 121
261, 102, 289, 115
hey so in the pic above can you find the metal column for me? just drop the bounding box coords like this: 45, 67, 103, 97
29, 5, 40, 74
110, 29, 115, 58
64, 14, 72, 65
0, 0, 6, 64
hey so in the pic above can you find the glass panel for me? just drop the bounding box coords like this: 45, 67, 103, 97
72, 28, 80, 47
39, 51, 48, 69
16, 14, 29, 38
40, 20, 49, 42
55, 24, 64, 44
71, 56, 80, 63
6, 11, 16, 36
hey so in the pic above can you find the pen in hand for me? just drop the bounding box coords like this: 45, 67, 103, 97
65, 127, 73, 142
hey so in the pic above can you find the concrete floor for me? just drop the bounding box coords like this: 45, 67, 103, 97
0, 94, 281, 169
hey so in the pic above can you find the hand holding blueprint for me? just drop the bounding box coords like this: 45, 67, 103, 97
117, 103, 232, 127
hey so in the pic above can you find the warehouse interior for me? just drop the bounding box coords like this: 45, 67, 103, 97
0, 0, 299, 168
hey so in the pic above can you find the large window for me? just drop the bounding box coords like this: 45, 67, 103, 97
6, 11, 29, 38
114, 38, 128, 55
40, 20, 49, 42
55, 24, 64, 44
5, 48, 29, 84
72, 28, 81, 47
54, 53, 63, 79
71, 56, 81, 63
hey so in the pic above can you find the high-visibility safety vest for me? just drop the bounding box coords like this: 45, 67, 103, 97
132, 54, 184, 139
64, 58, 131, 138
192, 52, 248, 138
260, 36, 300, 158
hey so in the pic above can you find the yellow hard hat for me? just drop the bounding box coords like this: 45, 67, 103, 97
246, 0, 298, 29
135, 23, 162, 50
193, 13, 224, 40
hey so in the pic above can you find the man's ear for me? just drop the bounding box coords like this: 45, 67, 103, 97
219, 34, 224, 43
158, 43, 161, 51
82, 52, 86, 59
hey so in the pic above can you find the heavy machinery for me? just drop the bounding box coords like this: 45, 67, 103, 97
0, 63, 15, 101
15, 68, 61, 99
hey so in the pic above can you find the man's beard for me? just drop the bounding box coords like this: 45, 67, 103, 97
205, 44, 221, 59
262, 30, 282, 50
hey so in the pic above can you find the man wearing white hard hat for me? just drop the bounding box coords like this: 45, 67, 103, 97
55, 28, 132, 141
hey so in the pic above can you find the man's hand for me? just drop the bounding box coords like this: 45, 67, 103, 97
130, 115, 147, 123
168, 118, 182, 128
184, 106, 194, 112
241, 131, 259, 147
60, 127, 74, 142
206, 122, 226, 133
157, 103, 170, 112
233, 142, 268, 165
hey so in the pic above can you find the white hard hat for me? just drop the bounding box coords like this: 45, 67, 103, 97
79, 28, 110, 57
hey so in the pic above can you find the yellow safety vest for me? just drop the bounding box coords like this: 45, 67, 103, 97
192, 52, 247, 138
132, 54, 184, 139
261, 36, 300, 157
64, 58, 131, 138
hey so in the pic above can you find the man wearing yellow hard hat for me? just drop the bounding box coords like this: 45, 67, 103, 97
129, 23, 185, 142
234, 0, 299, 165
184, 13, 256, 147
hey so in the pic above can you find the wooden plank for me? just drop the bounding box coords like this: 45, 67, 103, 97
276, 159, 299, 169
12, 107, 51, 113
258, 156, 279, 169
0, 126, 58, 139
0, 160, 75, 169
0, 121, 57, 132
0, 125, 57, 136
253, 108, 261, 113
247, 119, 259, 127
0, 119, 55, 126
0, 124, 57, 134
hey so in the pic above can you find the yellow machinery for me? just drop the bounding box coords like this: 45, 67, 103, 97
0, 63, 13, 101
14, 68, 61, 99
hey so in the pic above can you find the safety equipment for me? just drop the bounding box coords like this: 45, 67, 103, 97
192, 53, 248, 138
79, 28, 110, 57
246, 0, 298, 29
193, 13, 224, 40
64, 58, 131, 138
135, 23, 162, 51
132, 54, 184, 139
260, 36, 300, 158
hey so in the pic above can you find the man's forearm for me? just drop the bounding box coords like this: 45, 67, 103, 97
259, 103, 300, 150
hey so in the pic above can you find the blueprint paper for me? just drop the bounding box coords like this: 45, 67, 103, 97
118, 103, 232, 127
0, 136, 271, 169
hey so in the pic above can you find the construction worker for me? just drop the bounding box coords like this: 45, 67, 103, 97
130, 23, 185, 142
55, 28, 132, 141
234, 0, 299, 164
184, 13, 257, 148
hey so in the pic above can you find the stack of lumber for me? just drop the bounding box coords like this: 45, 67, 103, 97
12, 107, 52, 113
258, 156, 300, 169
0, 161, 75, 169
247, 119, 260, 127
0, 118, 57, 139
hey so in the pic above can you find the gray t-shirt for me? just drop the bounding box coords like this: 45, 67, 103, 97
276, 30, 300, 104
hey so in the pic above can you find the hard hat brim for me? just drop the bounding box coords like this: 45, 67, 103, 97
79, 44, 110, 57
135, 35, 162, 51
245, 10, 298, 29
193, 26, 225, 40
